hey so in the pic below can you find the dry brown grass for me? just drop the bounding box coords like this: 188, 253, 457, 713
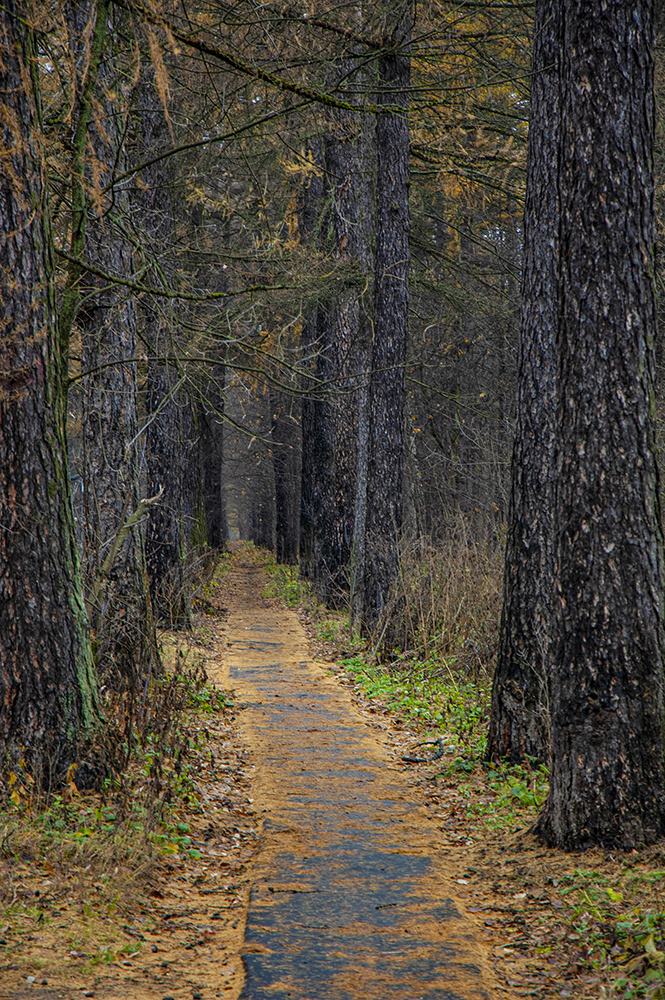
369, 526, 504, 679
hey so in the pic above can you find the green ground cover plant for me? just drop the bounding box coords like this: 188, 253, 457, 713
263, 563, 309, 608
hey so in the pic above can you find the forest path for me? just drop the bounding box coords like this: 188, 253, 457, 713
209, 556, 495, 1000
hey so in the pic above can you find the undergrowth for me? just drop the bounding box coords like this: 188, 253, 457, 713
339, 654, 490, 759
0, 633, 234, 968
541, 864, 665, 999
3, 652, 224, 823
263, 561, 314, 610
387, 533, 503, 672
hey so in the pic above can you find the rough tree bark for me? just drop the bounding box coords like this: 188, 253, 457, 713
0, 1, 99, 779
249, 427, 276, 552
363, 3, 411, 635
69, 2, 156, 684
79, 258, 155, 681
299, 142, 334, 582
350, 316, 372, 630
319, 59, 375, 601
135, 71, 195, 625
300, 310, 336, 586
271, 391, 301, 564
487, 0, 559, 766
537, 0, 665, 849
199, 371, 226, 550
300, 38, 374, 606
145, 357, 193, 627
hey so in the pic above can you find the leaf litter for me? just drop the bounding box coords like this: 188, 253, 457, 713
0, 602, 257, 1000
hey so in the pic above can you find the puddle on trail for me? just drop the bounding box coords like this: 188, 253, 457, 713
210, 565, 493, 1000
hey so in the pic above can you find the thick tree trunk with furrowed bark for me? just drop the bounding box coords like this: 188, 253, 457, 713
0, 2, 99, 780
319, 63, 375, 601
300, 49, 374, 606
537, 0, 665, 849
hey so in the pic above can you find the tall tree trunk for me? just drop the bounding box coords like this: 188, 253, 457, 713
363, 3, 411, 635
0, 1, 99, 779
135, 69, 195, 626
319, 64, 375, 601
300, 54, 374, 607
299, 142, 332, 582
538, 0, 665, 849
487, 0, 559, 766
252, 491, 276, 551
144, 356, 195, 628
200, 371, 226, 550
184, 396, 204, 550
250, 431, 276, 553
271, 391, 301, 564
350, 317, 372, 630
300, 306, 335, 589
79, 260, 155, 683
454, 207, 485, 518
71, 4, 156, 685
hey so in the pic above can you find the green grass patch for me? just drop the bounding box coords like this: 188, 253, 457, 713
340, 653, 490, 757
263, 562, 312, 607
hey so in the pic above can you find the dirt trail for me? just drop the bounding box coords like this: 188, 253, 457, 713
210, 557, 496, 1000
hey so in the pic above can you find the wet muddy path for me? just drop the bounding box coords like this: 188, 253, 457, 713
210, 561, 494, 1000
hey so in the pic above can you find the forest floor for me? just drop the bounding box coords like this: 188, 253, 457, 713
1, 545, 665, 1000
0, 567, 257, 1000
